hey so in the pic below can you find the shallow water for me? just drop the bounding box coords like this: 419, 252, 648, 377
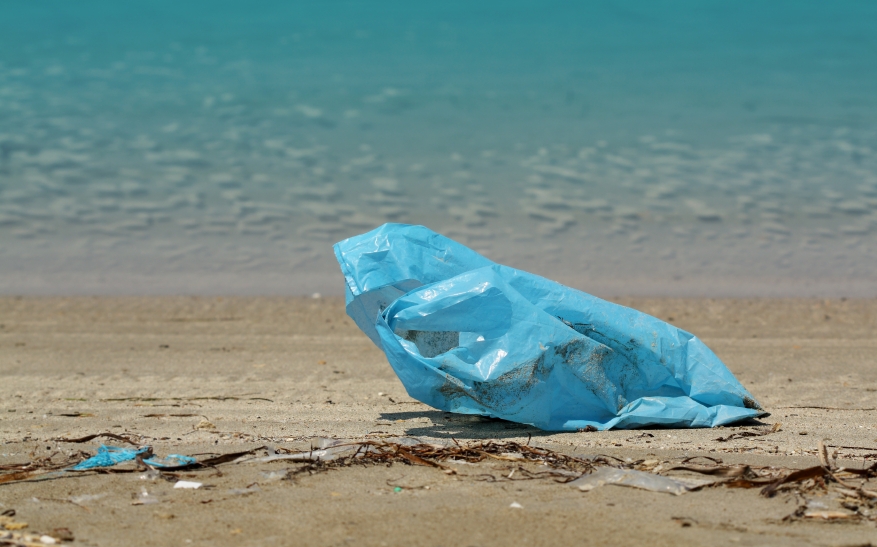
1, 1, 876, 296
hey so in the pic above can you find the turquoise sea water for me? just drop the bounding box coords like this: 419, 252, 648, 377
1, 1, 876, 295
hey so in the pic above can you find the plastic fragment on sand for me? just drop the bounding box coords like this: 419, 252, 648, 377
132, 489, 161, 506
71, 445, 148, 470
173, 481, 202, 489
334, 224, 766, 430
509, 502, 523, 509
139, 469, 162, 481
144, 454, 197, 468
253, 446, 358, 463
70, 445, 197, 471
568, 468, 692, 495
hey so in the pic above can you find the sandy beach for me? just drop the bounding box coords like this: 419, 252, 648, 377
2, 296, 876, 546
4, 3, 877, 546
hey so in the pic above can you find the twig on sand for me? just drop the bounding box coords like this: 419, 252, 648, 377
715, 423, 781, 442
52, 432, 142, 446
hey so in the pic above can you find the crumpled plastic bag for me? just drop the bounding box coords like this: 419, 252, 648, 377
334, 224, 766, 431
567, 467, 696, 495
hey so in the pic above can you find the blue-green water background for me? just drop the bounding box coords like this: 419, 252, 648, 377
2, 1, 876, 295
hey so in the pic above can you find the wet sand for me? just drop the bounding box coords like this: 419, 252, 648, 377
1, 296, 876, 546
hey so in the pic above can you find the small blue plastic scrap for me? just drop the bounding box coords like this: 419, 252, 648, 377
70, 445, 197, 470
71, 445, 148, 470
334, 224, 767, 431
143, 453, 197, 468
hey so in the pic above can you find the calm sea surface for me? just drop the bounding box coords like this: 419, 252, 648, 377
2, 1, 876, 295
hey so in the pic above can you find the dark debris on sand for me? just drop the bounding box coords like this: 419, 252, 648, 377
2, 435, 876, 524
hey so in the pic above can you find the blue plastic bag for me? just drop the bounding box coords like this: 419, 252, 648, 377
334, 224, 765, 431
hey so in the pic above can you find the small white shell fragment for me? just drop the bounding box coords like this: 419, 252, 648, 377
509, 502, 523, 509
174, 481, 202, 489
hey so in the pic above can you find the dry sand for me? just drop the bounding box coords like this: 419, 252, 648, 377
1, 296, 876, 546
